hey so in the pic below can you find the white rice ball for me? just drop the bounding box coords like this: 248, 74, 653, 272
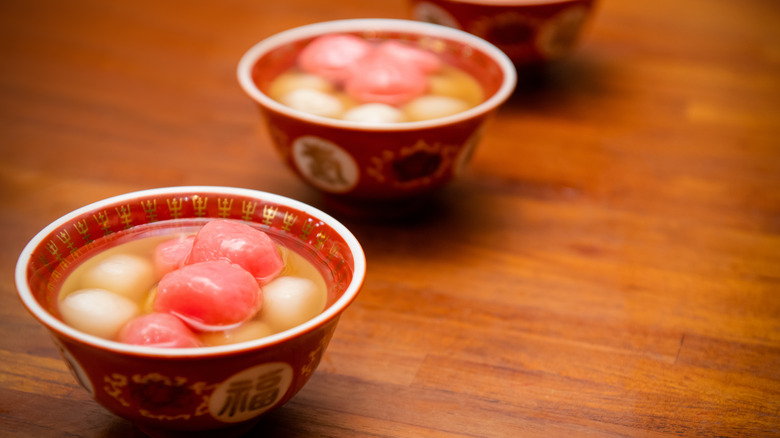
60, 288, 140, 339
342, 103, 405, 124
259, 276, 326, 332
403, 95, 471, 122
279, 88, 344, 118
268, 72, 333, 101
200, 320, 276, 346
80, 254, 156, 301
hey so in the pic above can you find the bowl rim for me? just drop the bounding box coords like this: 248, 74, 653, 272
237, 18, 517, 131
14, 186, 367, 358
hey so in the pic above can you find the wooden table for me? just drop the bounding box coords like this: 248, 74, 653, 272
1, 0, 778, 436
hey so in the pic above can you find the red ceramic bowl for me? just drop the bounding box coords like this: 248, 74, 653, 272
409, 0, 597, 67
14, 186, 366, 437
237, 19, 516, 212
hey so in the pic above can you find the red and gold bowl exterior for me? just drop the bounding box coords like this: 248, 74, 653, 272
15, 186, 366, 437
409, 0, 597, 66
237, 19, 516, 206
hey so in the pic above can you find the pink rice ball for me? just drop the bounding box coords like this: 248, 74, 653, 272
118, 312, 201, 348
345, 53, 429, 106
298, 34, 373, 83
154, 260, 262, 331
153, 235, 194, 277
185, 219, 284, 284
375, 40, 442, 74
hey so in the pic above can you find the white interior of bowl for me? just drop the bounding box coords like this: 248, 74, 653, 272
15, 186, 367, 358
237, 18, 517, 131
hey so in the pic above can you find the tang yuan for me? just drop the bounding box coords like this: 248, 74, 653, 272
200, 321, 276, 347
298, 34, 373, 82
260, 276, 327, 333
403, 95, 471, 122
154, 260, 262, 331
267, 33, 485, 123
428, 66, 484, 107
279, 88, 346, 119
344, 52, 429, 106
268, 72, 333, 102
119, 312, 201, 348
153, 235, 194, 277
342, 103, 405, 124
79, 254, 155, 301
185, 219, 284, 284
375, 40, 442, 74
60, 288, 140, 339
57, 218, 330, 348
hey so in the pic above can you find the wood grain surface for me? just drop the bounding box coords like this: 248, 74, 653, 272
1, 0, 779, 437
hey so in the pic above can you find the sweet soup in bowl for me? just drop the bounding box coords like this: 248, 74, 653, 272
267, 33, 487, 124
58, 218, 329, 348
238, 19, 516, 207
15, 186, 366, 437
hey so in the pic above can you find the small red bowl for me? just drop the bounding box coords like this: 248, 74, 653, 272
409, 0, 597, 67
237, 19, 516, 212
15, 186, 366, 437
